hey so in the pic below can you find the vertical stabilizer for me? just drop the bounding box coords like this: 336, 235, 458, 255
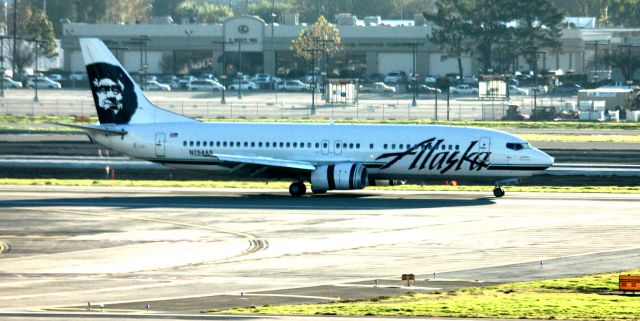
80, 38, 196, 125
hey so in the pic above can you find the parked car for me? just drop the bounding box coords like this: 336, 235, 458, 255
384, 72, 402, 84
359, 82, 396, 94
424, 75, 437, 84
450, 84, 478, 95
178, 75, 198, 89
187, 79, 225, 91
228, 80, 257, 90
159, 75, 179, 89
27, 77, 62, 89
409, 84, 441, 94
2, 77, 22, 88
68, 72, 87, 81
252, 73, 272, 84
47, 74, 64, 81
145, 80, 171, 91
280, 80, 310, 91
509, 85, 530, 96
553, 83, 581, 95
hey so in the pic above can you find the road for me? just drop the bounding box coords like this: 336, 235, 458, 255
1, 186, 639, 314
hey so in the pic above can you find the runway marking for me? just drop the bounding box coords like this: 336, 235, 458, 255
22, 207, 269, 262
0, 240, 9, 255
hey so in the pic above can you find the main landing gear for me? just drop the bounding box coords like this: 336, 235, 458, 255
493, 186, 505, 198
289, 181, 307, 197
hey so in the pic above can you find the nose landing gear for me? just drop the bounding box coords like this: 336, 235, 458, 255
493, 187, 505, 198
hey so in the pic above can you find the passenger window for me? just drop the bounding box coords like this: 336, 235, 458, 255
210, 141, 213, 146
316, 142, 320, 148
369, 143, 374, 149
300, 142, 304, 147
343, 143, 347, 148
203, 141, 207, 147
183, 141, 187, 146
230, 142, 234, 147
266, 142, 270, 147
216, 141, 221, 147
286, 142, 290, 148
244, 142, 248, 147
349, 143, 353, 149
456, 145, 460, 150
384, 144, 388, 149
391, 144, 396, 149
223, 142, 227, 147
356, 143, 360, 149
307, 143, 311, 148
449, 145, 452, 150
196, 141, 200, 147
399, 144, 404, 149
279, 142, 284, 148
293, 142, 297, 148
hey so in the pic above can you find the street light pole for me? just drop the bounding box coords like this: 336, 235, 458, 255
31, 39, 46, 102
185, 29, 193, 74
212, 40, 230, 104
237, 41, 243, 100
0, 35, 6, 97
411, 42, 417, 107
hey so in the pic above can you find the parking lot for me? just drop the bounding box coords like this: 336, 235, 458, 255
0, 87, 576, 121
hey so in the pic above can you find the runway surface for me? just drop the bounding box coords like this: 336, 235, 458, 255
0, 185, 639, 314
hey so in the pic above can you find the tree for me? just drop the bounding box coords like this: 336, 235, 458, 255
177, 1, 232, 24
247, 1, 298, 24
606, 0, 640, 27
468, 0, 518, 73
291, 16, 341, 61
602, 47, 640, 81
511, 0, 564, 71
423, 0, 473, 81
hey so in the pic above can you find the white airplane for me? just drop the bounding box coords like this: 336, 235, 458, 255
61, 38, 554, 197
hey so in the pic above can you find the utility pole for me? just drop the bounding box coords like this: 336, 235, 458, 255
0, 35, 7, 97
184, 29, 193, 74
618, 44, 640, 88
303, 46, 323, 114
587, 41, 607, 83
12, 0, 17, 78
527, 50, 545, 110
410, 42, 417, 107
30, 39, 46, 102
237, 41, 243, 99
212, 40, 233, 104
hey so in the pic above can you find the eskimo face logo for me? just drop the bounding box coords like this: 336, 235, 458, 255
237, 24, 249, 34
93, 78, 124, 114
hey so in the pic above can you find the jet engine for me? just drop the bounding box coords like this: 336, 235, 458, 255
310, 163, 368, 191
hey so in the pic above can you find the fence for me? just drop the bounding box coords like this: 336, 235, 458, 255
0, 95, 576, 122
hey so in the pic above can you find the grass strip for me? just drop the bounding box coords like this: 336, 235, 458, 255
212, 269, 640, 320
0, 179, 638, 194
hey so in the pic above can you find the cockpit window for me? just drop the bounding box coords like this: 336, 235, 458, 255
506, 142, 530, 151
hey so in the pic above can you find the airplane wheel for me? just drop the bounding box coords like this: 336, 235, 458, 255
493, 187, 505, 198
289, 182, 306, 197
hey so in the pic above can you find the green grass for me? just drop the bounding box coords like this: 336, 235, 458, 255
1, 179, 638, 194
211, 269, 640, 320
1, 115, 640, 130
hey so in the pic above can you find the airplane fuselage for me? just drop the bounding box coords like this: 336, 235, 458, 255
92, 122, 553, 181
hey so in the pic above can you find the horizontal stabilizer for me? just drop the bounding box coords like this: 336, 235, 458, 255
53, 123, 128, 136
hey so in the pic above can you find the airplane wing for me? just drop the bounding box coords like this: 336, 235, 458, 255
53, 123, 128, 136
210, 154, 316, 171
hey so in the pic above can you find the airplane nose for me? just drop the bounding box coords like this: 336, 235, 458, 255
537, 149, 554, 168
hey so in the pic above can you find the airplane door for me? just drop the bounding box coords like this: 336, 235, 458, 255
334, 140, 342, 155
321, 139, 329, 155
155, 133, 166, 157
478, 137, 491, 153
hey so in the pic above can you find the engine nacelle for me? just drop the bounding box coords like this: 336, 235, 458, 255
369, 179, 406, 187
311, 163, 368, 191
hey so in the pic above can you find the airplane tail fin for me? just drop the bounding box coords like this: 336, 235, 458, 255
80, 38, 196, 125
